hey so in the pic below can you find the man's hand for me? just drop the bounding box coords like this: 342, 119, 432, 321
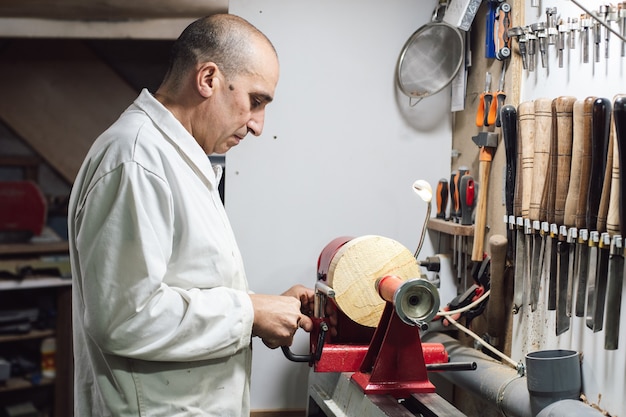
281, 284, 314, 316
250, 291, 314, 349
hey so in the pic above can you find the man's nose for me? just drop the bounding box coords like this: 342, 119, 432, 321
247, 112, 265, 136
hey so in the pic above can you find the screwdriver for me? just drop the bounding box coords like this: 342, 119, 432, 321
450, 171, 458, 220
436, 179, 449, 219
475, 72, 492, 127
459, 174, 475, 226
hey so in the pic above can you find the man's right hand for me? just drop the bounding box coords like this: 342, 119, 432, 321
249, 294, 313, 349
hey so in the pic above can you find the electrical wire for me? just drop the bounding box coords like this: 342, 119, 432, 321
436, 289, 520, 371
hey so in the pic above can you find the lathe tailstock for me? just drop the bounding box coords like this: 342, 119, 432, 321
283, 235, 474, 416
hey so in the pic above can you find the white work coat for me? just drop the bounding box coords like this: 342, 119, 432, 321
68, 89, 254, 416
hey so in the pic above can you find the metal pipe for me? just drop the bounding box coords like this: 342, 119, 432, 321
421, 332, 605, 417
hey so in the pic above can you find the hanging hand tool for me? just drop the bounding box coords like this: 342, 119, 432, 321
502, 104, 517, 263
436, 179, 449, 219
584, 231, 600, 323
547, 223, 559, 310
581, 14, 592, 63
485, 234, 508, 350
554, 97, 577, 226
557, 20, 568, 68
574, 97, 596, 317
597, 121, 614, 234
508, 26, 528, 70
604, 235, 623, 350
476, 72, 493, 127
494, 62, 507, 128
531, 22, 548, 69
450, 170, 459, 272
607, 96, 625, 235
587, 97, 612, 232
556, 226, 571, 335
485, 1, 498, 59
564, 99, 586, 228
546, 7, 558, 45
568, 17, 579, 50
528, 99, 552, 305
543, 99, 560, 310
456, 167, 470, 285
513, 102, 536, 313
615, 96, 626, 238
526, 26, 537, 72
459, 173, 475, 226
494, 2, 512, 61
588, 232, 610, 332
598, 4, 610, 60
471, 132, 499, 262
593, 21, 602, 63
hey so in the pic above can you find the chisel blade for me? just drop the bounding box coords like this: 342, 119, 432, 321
513, 217, 526, 313
591, 232, 611, 332
547, 223, 559, 310
605, 235, 624, 350
585, 231, 600, 329
530, 220, 545, 311
566, 228, 578, 314
556, 236, 570, 335
575, 229, 590, 317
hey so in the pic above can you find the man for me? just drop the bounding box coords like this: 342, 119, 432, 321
68, 14, 314, 416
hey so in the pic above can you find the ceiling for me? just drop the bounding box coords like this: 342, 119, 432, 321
0, 0, 228, 20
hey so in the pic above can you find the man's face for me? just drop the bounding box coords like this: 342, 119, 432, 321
201, 43, 279, 155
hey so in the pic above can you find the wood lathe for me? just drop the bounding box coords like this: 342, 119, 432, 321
282, 235, 476, 416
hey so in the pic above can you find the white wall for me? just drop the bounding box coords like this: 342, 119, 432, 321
514, 1, 625, 415
226, 0, 452, 410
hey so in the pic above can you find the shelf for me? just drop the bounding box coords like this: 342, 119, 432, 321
0, 329, 55, 343
427, 218, 474, 236
0, 376, 54, 393
0, 241, 69, 257
0, 277, 71, 291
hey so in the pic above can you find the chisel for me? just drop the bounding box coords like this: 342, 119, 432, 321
615, 96, 626, 238
502, 104, 518, 263
605, 235, 623, 349
573, 98, 597, 317
529, 98, 553, 310
556, 226, 570, 335
516, 102, 536, 313
585, 98, 612, 331
512, 103, 525, 314
606, 100, 621, 236
543, 99, 558, 309
584, 231, 600, 327
552, 97, 577, 312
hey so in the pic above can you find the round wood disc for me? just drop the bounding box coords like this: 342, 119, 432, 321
327, 235, 422, 327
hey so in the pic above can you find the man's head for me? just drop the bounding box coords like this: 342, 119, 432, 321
156, 14, 279, 155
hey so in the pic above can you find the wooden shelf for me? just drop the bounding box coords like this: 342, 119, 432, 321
0, 329, 55, 343
427, 218, 474, 236
0, 241, 69, 257
0, 277, 71, 291
0, 376, 54, 393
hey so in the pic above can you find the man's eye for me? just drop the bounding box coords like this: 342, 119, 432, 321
251, 97, 262, 109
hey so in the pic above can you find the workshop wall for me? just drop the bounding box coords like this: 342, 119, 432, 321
226, 0, 453, 411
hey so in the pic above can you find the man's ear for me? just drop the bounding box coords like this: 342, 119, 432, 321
197, 62, 220, 98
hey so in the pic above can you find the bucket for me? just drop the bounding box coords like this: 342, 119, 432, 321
525, 350, 581, 416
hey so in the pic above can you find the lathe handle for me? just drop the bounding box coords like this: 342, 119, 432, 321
281, 321, 328, 363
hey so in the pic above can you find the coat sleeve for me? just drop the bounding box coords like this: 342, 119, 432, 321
73, 161, 254, 362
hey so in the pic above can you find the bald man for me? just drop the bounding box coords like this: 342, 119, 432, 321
68, 14, 313, 416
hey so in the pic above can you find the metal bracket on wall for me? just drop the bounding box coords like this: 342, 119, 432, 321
570, 0, 626, 43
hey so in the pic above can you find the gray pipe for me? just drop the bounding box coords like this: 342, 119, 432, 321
421, 332, 605, 417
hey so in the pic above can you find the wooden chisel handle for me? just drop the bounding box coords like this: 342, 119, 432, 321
529, 98, 553, 221
576, 97, 596, 230
554, 96, 576, 225
587, 97, 612, 232
487, 234, 508, 348
502, 105, 518, 219
615, 96, 626, 238
513, 113, 524, 219
607, 111, 620, 235
564, 99, 586, 227
597, 123, 614, 234
541, 99, 558, 224
519, 101, 536, 219
472, 148, 494, 262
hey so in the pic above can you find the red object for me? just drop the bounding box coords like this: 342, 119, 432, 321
0, 181, 47, 238
351, 302, 436, 397
310, 238, 447, 398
